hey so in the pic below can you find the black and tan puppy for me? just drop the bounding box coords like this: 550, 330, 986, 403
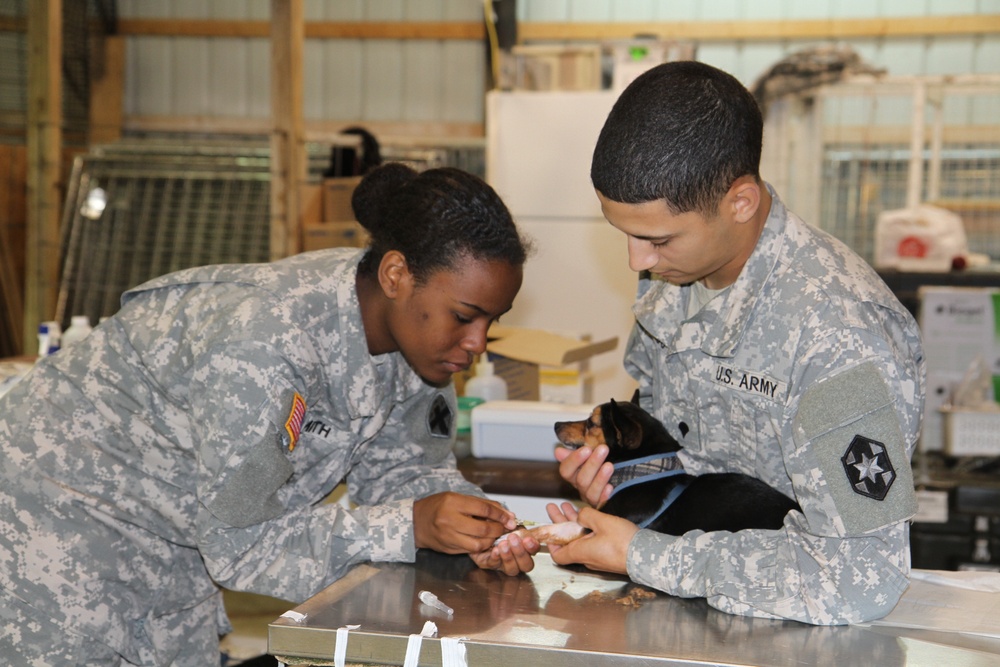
552, 396, 801, 536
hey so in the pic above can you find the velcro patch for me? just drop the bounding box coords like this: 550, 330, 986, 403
794, 362, 917, 535
427, 394, 453, 438
284, 392, 306, 451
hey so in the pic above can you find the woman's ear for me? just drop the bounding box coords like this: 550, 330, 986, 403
729, 177, 762, 224
377, 250, 412, 299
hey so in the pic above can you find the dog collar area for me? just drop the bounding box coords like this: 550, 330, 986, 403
608, 452, 685, 491
608, 452, 689, 529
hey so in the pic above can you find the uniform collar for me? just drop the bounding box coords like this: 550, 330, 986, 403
633, 184, 788, 358
333, 253, 427, 420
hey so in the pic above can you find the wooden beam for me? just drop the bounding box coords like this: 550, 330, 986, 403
18, 15, 1000, 42
519, 15, 1000, 41
25, 0, 62, 354
270, 0, 305, 260
306, 21, 483, 40
116, 19, 485, 40
123, 115, 485, 141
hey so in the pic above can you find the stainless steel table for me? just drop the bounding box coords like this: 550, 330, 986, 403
269, 551, 1000, 666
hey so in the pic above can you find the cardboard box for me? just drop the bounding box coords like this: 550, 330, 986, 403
482, 325, 618, 401
918, 286, 1000, 452
300, 183, 323, 225
323, 176, 362, 222
301, 221, 369, 251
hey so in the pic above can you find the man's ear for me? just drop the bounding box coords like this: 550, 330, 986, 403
729, 177, 761, 224
377, 250, 412, 299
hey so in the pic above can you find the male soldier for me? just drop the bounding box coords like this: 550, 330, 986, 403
549, 61, 925, 625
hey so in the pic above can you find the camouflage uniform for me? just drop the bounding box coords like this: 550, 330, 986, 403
624, 187, 925, 625
0, 248, 482, 665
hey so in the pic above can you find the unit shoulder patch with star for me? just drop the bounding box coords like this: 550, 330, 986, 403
841, 435, 896, 501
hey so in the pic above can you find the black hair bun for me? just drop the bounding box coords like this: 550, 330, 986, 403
351, 162, 418, 232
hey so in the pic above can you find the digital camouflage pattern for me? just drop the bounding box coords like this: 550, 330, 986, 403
623, 187, 925, 625
0, 248, 482, 665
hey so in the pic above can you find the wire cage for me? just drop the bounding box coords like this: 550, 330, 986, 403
56, 138, 487, 329
56, 143, 273, 327
761, 74, 1000, 266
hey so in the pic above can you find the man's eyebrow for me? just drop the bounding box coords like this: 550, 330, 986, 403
631, 232, 674, 242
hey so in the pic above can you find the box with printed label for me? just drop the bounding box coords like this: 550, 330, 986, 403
918, 286, 1000, 452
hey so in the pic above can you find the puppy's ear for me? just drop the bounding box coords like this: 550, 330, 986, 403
607, 398, 644, 450
630, 388, 641, 405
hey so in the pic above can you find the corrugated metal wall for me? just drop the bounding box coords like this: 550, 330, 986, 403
116, 0, 1000, 132
119, 0, 487, 126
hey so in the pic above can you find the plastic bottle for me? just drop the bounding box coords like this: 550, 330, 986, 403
37, 323, 52, 358
61, 315, 93, 349
38, 320, 61, 356
454, 396, 485, 459
464, 360, 508, 402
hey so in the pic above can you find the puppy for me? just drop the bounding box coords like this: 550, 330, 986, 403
512, 396, 801, 545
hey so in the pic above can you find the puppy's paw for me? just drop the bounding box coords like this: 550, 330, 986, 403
497, 521, 588, 546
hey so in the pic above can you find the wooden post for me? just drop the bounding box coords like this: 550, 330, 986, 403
269, 0, 305, 260
25, 0, 63, 353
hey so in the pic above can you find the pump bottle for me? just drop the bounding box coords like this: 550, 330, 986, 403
464, 359, 508, 402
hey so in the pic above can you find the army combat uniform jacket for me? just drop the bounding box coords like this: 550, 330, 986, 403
624, 187, 925, 625
0, 248, 482, 664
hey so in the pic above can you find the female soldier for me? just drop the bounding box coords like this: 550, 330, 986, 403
0, 163, 538, 665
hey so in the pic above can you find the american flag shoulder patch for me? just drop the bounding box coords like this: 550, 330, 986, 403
284, 392, 307, 451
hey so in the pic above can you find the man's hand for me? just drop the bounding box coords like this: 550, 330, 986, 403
544, 501, 637, 575
554, 445, 614, 508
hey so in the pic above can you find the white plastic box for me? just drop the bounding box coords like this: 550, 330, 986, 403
470, 400, 592, 461
941, 407, 1000, 456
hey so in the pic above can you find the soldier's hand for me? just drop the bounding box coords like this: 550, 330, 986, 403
554, 444, 614, 508
413, 492, 517, 555
470, 528, 539, 575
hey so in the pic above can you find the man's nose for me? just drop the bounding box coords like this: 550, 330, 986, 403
627, 236, 658, 272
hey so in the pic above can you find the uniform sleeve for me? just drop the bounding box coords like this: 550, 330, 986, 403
192, 343, 488, 601
624, 327, 924, 625
185, 340, 460, 603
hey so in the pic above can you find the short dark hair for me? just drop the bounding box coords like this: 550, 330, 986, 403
591, 61, 763, 217
353, 163, 531, 283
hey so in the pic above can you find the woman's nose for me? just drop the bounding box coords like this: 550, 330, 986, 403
460, 323, 489, 356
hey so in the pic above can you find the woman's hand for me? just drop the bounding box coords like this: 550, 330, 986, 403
412, 491, 539, 575
470, 529, 540, 576
554, 445, 614, 508
544, 501, 637, 575
413, 492, 516, 554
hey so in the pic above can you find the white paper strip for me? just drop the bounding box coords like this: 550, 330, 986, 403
334, 624, 360, 667
441, 636, 469, 667
402, 620, 438, 667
